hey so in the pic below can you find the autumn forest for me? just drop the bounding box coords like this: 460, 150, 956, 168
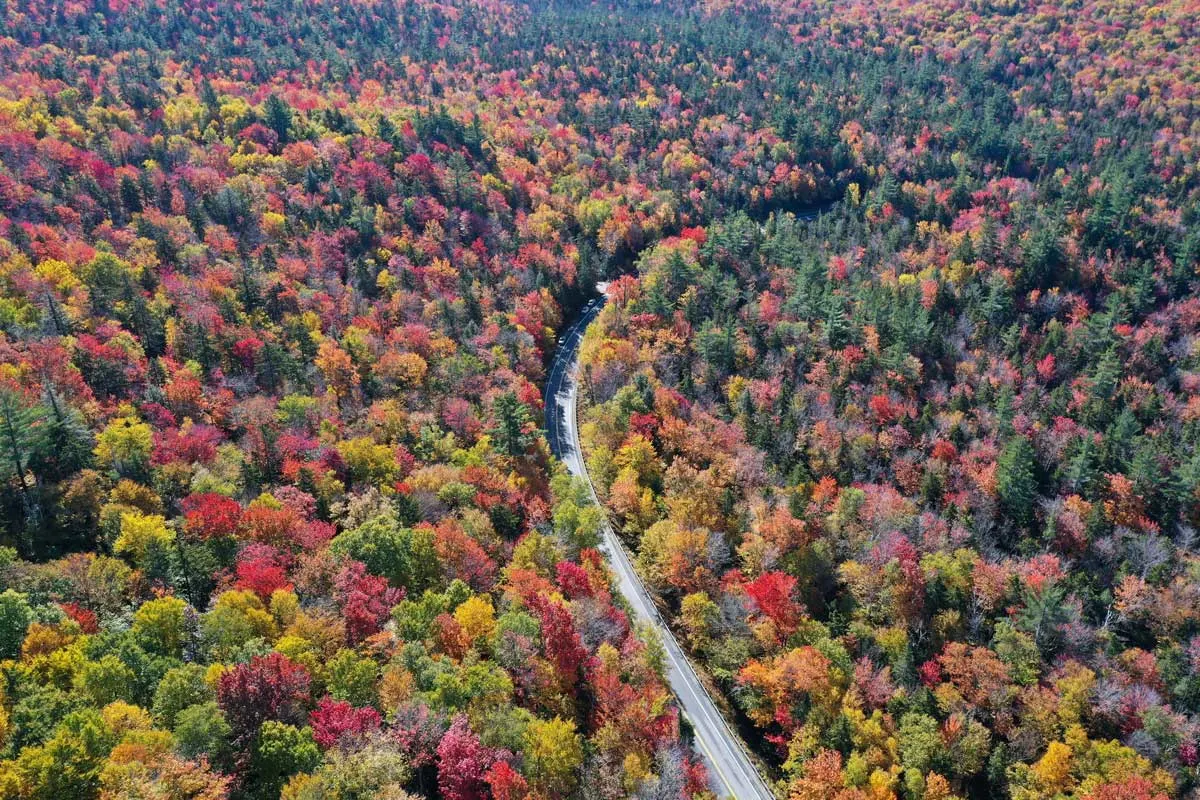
0, 0, 1197, 799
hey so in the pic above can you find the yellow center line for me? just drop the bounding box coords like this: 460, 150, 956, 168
691, 725, 735, 799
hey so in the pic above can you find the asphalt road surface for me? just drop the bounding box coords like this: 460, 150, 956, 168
544, 299, 776, 800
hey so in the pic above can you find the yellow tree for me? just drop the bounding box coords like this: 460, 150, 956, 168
524, 716, 583, 797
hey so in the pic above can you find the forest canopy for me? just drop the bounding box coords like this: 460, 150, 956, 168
0, 0, 1197, 799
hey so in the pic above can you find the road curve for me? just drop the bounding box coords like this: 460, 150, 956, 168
544, 299, 776, 800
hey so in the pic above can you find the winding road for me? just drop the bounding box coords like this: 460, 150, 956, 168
544, 299, 776, 800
